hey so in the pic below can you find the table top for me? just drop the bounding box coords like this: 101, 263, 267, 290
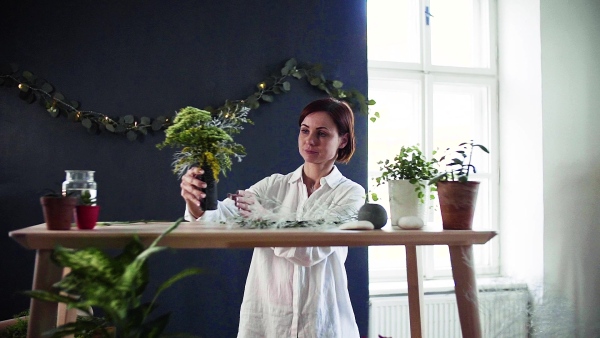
9, 221, 497, 250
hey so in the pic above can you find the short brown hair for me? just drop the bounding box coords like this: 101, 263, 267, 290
298, 97, 356, 163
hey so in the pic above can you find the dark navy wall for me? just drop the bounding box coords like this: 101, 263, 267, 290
0, 1, 369, 336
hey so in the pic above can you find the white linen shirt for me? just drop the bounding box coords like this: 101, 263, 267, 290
185, 165, 365, 338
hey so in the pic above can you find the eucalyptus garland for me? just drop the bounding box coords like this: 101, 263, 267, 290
0, 58, 377, 142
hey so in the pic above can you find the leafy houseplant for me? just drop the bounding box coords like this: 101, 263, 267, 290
25, 218, 202, 338
428, 140, 490, 230
40, 189, 77, 230
75, 190, 100, 230
374, 145, 438, 203
157, 106, 246, 210
373, 145, 438, 229
428, 140, 489, 184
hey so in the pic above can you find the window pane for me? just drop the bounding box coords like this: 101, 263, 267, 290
432, 81, 491, 175
368, 77, 422, 175
430, 0, 490, 68
367, 77, 422, 281
367, 0, 420, 63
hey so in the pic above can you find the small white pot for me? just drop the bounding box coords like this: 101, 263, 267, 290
388, 180, 426, 229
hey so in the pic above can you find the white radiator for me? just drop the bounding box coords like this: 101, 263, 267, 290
369, 289, 530, 338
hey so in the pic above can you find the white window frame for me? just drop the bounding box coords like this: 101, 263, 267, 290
368, 0, 500, 283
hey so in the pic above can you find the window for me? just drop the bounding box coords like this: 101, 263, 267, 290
367, 0, 499, 283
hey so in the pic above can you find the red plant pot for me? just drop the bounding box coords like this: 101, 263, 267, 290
75, 205, 100, 230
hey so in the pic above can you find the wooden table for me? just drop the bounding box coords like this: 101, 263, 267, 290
9, 222, 496, 338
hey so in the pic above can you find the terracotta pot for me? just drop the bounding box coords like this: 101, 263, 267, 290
40, 196, 77, 230
436, 181, 480, 230
76, 205, 100, 230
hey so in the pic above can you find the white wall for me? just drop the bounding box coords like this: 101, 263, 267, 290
499, 0, 600, 335
540, 0, 600, 336
498, 0, 544, 289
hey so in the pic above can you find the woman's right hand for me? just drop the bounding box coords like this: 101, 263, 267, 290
181, 167, 206, 219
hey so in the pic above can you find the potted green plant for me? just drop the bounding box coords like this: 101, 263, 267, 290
40, 189, 78, 230
24, 218, 202, 338
373, 145, 438, 229
428, 140, 489, 230
157, 106, 246, 210
75, 190, 100, 230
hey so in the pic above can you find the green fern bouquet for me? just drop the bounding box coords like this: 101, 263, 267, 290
157, 106, 246, 181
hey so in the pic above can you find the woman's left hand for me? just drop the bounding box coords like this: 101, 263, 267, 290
232, 190, 266, 217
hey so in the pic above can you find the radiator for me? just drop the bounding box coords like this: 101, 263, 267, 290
369, 289, 530, 338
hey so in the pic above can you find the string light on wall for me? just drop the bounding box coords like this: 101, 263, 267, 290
0, 59, 378, 142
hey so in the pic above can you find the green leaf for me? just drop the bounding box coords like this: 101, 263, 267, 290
105, 124, 116, 132
285, 58, 297, 69
370, 117, 376, 122
475, 144, 490, 153
53, 92, 65, 101
332, 80, 343, 88
151, 119, 164, 131
261, 94, 274, 103
123, 115, 135, 124
140, 116, 151, 125
22, 70, 35, 81
292, 71, 303, 79
40, 82, 54, 93
127, 130, 137, 141
309, 77, 321, 86
282, 81, 291, 91
82, 118, 93, 129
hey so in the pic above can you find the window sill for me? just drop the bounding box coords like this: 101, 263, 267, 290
369, 276, 527, 297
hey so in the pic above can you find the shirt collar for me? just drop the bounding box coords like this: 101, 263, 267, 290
289, 164, 344, 189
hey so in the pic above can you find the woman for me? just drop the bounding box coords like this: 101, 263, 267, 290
180, 97, 364, 338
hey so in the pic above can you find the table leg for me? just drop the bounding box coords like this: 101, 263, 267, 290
28, 249, 63, 338
449, 245, 482, 338
57, 267, 78, 326
405, 245, 425, 338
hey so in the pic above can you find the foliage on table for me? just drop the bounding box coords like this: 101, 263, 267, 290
0, 58, 376, 142
233, 217, 344, 229
372, 145, 439, 204
0, 310, 28, 338
24, 218, 202, 338
428, 140, 489, 184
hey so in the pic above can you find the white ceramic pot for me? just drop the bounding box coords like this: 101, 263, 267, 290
388, 180, 426, 228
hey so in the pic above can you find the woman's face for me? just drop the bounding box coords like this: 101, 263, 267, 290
298, 111, 348, 166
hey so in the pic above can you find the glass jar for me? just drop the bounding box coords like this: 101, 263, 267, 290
62, 170, 97, 205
